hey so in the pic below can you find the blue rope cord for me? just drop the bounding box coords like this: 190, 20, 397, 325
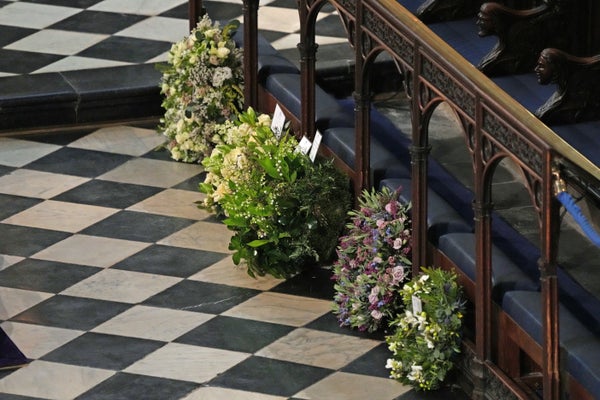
556, 191, 600, 247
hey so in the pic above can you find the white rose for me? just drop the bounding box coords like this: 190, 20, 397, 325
171, 148, 182, 160
216, 46, 230, 58
257, 114, 272, 126
204, 29, 217, 39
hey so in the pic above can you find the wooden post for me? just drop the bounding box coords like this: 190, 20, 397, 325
471, 102, 491, 400
188, 0, 205, 31
242, 0, 259, 110
354, 0, 371, 197
410, 53, 430, 275
298, 0, 317, 140
472, 198, 493, 399
540, 163, 561, 400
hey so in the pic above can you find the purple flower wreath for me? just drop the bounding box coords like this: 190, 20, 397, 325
332, 186, 412, 332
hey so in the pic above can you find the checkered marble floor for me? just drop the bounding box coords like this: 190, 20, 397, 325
0, 126, 469, 399
0, 0, 354, 131
0, 0, 350, 77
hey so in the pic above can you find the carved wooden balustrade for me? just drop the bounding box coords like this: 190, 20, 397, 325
306, 2, 600, 399
286, 1, 599, 398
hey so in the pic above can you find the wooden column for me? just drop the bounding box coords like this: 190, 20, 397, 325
472, 198, 493, 399
298, 0, 318, 140
410, 56, 430, 274
188, 0, 205, 31
540, 163, 562, 400
242, 0, 259, 110
471, 103, 492, 400
354, 0, 371, 196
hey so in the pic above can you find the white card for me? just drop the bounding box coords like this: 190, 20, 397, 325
309, 130, 322, 162
412, 295, 423, 314
271, 104, 286, 139
296, 136, 312, 155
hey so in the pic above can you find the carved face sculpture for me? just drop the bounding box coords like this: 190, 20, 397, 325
534, 52, 554, 85
476, 5, 496, 37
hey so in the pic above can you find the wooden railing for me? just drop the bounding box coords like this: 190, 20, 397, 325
328, 2, 557, 397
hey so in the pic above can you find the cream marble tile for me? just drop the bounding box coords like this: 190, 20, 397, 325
0, 360, 114, 399
6, 30, 108, 56
1, 321, 84, 359
188, 256, 284, 291
92, 305, 214, 341
0, 254, 25, 271
316, 35, 349, 47
32, 234, 151, 268
269, 33, 300, 51
61, 269, 181, 304
257, 7, 301, 33
127, 189, 210, 220
146, 50, 170, 63
0, 169, 89, 198
222, 292, 332, 327
0, 2, 81, 29
293, 372, 411, 400
33, 56, 131, 74
182, 387, 286, 400
256, 328, 380, 369
0, 138, 60, 167
2, 200, 118, 233
116, 16, 188, 43
68, 125, 165, 157
271, 35, 347, 52
97, 158, 202, 188
89, 0, 187, 15
196, 0, 260, 4
124, 343, 250, 383
158, 220, 232, 253
0, 287, 53, 320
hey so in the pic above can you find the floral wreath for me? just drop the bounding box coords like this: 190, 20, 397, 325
199, 108, 351, 278
386, 266, 465, 391
158, 15, 244, 163
331, 186, 412, 333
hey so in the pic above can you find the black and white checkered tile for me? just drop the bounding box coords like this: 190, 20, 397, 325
0, 0, 349, 77
0, 0, 352, 131
0, 126, 473, 400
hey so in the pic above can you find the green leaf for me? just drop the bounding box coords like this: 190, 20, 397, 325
223, 216, 247, 227
231, 251, 241, 265
238, 108, 254, 124
198, 182, 213, 194
155, 62, 170, 73
258, 157, 279, 179
248, 205, 272, 217
247, 239, 271, 247
222, 20, 241, 38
